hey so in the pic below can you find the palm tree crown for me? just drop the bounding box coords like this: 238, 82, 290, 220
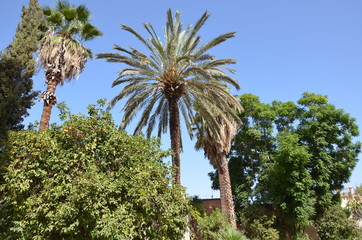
97, 9, 241, 183
39, 0, 102, 84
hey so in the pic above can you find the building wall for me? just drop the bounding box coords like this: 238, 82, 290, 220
200, 198, 221, 216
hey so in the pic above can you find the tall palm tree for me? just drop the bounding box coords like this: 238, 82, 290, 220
194, 107, 241, 229
38, 0, 102, 131
97, 9, 241, 184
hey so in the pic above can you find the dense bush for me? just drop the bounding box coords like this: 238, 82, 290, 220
217, 228, 247, 240
239, 205, 279, 240
191, 207, 245, 240
348, 201, 362, 221
197, 209, 230, 240
316, 205, 362, 240
0, 100, 189, 239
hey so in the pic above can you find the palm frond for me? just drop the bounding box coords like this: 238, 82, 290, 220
76, 5, 91, 22
147, 97, 167, 138
119, 87, 156, 129
183, 11, 210, 54
194, 32, 236, 57
133, 91, 163, 135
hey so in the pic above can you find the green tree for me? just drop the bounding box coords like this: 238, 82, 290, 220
97, 9, 241, 184
0, 0, 42, 141
38, 0, 102, 131
0, 100, 189, 239
210, 93, 361, 237
296, 93, 361, 217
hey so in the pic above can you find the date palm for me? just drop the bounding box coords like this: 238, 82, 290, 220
194, 106, 241, 228
38, 0, 102, 130
97, 9, 241, 184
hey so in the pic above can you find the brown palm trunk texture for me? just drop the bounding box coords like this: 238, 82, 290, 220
39, 72, 58, 131
39, 66, 62, 131
168, 98, 182, 184
217, 154, 237, 229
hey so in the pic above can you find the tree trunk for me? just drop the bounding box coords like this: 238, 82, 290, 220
217, 154, 237, 229
39, 79, 57, 131
168, 98, 181, 184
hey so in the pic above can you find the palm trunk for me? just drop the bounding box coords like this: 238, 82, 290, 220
217, 154, 237, 229
168, 98, 181, 184
39, 100, 53, 131
39, 81, 57, 131
39, 67, 59, 131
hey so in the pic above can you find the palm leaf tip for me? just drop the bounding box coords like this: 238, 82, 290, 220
43, 7, 52, 16
81, 23, 103, 40
62, 7, 76, 21
56, 0, 71, 11
194, 11, 211, 30
76, 5, 91, 22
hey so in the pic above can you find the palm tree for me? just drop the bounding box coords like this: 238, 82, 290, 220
194, 107, 241, 229
97, 9, 241, 184
38, 0, 102, 131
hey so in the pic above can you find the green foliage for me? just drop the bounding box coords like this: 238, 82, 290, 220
7, 0, 42, 76
42, 0, 102, 42
197, 209, 230, 239
264, 133, 315, 237
194, 209, 246, 240
217, 228, 247, 240
296, 92, 361, 217
239, 205, 279, 240
294, 232, 309, 240
348, 201, 362, 221
0, 0, 42, 141
316, 205, 362, 240
0, 100, 189, 239
189, 196, 207, 239
355, 184, 362, 196
0, 58, 38, 140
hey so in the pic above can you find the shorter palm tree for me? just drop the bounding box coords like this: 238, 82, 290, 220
194, 105, 242, 229
38, 0, 102, 130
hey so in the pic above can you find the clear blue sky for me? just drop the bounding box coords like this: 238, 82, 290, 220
1, 0, 362, 198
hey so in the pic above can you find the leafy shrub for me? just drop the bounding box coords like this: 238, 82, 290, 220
197, 209, 231, 240
217, 228, 247, 240
294, 232, 309, 240
191, 208, 246, 240
189, 196, 207, 239
239, 205, 279, 240
0, 100, 189, 239
316, 205, 362, 240
348, 201, 362, 221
